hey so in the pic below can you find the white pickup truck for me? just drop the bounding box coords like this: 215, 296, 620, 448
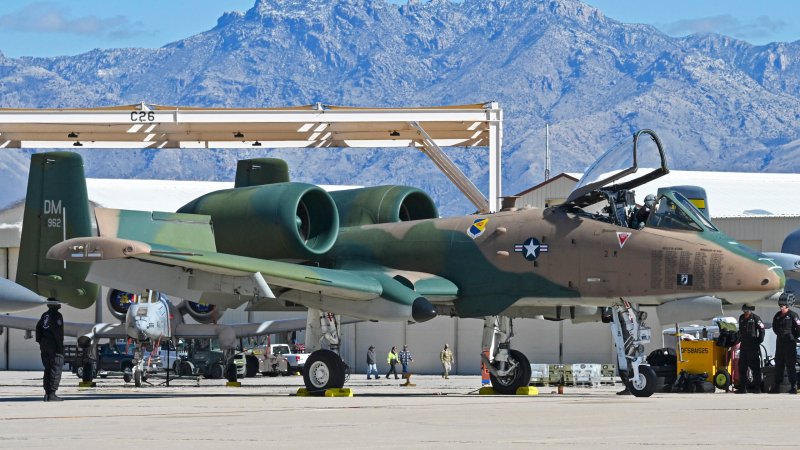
270, 344, 309, 374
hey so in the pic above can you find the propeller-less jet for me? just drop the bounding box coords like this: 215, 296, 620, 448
15, 130, 795, 396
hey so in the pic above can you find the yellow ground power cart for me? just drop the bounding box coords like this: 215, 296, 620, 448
676, 339, 733, 390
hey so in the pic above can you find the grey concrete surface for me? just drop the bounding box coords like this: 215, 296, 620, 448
0, 370, 797, 449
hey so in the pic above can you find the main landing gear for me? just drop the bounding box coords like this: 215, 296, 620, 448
608, 302, 656, 397
302, 308, 349, 394
481, 316, 532, 394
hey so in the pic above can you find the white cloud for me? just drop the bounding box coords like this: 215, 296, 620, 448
658, 14, 787, 41
0, 2, 144, 39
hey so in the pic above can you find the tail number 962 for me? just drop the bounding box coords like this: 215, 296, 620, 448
47, 218, 62, 228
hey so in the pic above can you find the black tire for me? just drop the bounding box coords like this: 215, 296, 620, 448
210, 363, 224, 380
134, 370, 142, 387
627, 365, 657, 397
123, 371, 132, 383
302, 350, 345, 393
245, 355, 258, 378
81, 362, 94, 383
225, 362, 238, 382
489, 349, 532, 395
713, 369, 731, 390
262, 371, 279, 377
177, 361, 193, 377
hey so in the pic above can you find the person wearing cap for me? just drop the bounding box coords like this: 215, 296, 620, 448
35, 300, 65, 402
398, 344, 413, 376
439, 343, 454, 379
736, 304, 764, 393
770, 296, 800, 394
366, 345, 380, 380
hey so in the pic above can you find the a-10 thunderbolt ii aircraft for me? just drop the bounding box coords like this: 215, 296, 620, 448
15, 129, 795, 396
0, 287, 322, 386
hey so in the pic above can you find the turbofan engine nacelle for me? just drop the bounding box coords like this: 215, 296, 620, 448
178, 182, 339, 261
178, 300, 223, 324
329, 186, 438, 227
107, 288, 141, 321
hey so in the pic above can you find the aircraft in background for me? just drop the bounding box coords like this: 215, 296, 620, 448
0, 288, 331, 386
15, 130, 797, 396
0, 276, 46, 313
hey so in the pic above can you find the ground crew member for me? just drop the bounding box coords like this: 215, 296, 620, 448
770, 296, 800, 394
36, 301, 65, 402
440, 343, 454, 379
736, 304, 764, 393
398, 344, 413, 376
386, 346, 400, 379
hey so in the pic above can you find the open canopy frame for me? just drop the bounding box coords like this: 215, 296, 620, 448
0, 102, 503, 212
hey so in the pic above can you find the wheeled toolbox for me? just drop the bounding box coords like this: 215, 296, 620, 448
677, 339, 732, 390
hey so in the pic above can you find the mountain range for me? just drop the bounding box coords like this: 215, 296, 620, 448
1, 0, 799, 215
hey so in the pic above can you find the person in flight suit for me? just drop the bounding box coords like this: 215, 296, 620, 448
770, 296, 800, 394
36, 301, 65, 402
736, 304, 764, 393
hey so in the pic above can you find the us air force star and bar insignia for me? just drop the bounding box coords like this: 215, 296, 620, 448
514, 237, 549, 261
616, 231, 632, 248
468, 218, 489, 239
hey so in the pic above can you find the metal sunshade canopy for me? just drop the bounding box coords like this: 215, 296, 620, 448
0, 102, 503, 212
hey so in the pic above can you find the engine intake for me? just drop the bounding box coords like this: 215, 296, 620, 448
178, 300, 224, 324
178, 182, 339, 261
329, 186, 438, 227
107, 289, 140, 321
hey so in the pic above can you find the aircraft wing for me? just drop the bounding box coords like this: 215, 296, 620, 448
0, 314, 124, 340
49, 235, 442, 322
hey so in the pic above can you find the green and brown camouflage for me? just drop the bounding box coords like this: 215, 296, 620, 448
19, 131, 789, 324
16, 152, 99, 308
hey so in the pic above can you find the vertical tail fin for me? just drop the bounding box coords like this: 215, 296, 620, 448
16, 152, 99, 308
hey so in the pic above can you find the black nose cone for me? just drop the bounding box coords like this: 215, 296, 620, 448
412, 297, 437, 323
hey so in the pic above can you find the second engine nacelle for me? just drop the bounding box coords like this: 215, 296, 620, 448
178, 300, 224, 324
329, 186, 438, 227
107, 289, 141, 321
178, 182, 339, 261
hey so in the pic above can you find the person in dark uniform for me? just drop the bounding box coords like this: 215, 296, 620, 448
770, 296, 800, 394
630, 194, 656, 229
35, 301, 65, 402
736, 303, 764, 393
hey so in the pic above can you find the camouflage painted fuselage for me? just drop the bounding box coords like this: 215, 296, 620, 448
327, 206, 784, 318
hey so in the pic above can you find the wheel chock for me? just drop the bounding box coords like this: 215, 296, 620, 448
226, 381, 242, 387
401, 373, 416, 387
478, 386, 539, 395
78, 381, 96, 388
296, 388, 311, 396
324, 388, 353, 397
516, 386, 538, 395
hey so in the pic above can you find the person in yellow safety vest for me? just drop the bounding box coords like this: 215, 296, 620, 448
386, 346, 400, 379
440, 343, 454, 379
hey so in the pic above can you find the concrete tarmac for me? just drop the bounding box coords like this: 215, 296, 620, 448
0, 370, 797, 449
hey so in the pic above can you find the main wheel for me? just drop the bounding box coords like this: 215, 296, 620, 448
627, 365, 657, 397
302, 350, 345, 393
713, 369, 731, 391
225, 362, 238, 383
123, 370, 132, 383
80, 362, 95, 383
489, 349, 532, 395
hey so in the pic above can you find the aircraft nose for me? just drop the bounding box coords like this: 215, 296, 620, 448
411, 297, 437, 323
0, 278, 45, 313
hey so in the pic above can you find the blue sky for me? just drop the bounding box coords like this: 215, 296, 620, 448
0, 0, 798, 58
